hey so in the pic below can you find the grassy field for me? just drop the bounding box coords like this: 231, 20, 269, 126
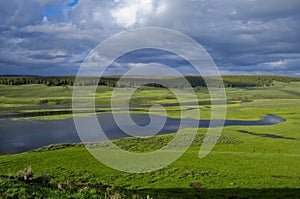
0, 81, 300, 198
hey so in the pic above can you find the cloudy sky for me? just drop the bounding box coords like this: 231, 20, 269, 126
0, 0, 299, 76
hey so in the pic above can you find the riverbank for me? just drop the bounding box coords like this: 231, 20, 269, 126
0, 81, 300, 198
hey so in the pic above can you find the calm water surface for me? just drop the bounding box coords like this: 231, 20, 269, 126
0, 114, 286, 154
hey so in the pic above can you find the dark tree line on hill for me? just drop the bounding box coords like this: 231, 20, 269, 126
221, 75, 300, 87
0, 76, 117, 87
0, 75, 300, 88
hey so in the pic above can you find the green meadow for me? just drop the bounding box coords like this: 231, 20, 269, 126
0, 80, 300, 198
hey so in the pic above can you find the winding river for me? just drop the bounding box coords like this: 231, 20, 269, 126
0, 114, 286, 154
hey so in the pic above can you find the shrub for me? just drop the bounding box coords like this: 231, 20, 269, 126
17, 165, 33, 182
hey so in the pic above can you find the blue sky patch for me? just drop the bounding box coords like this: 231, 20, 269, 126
45, 7, 62, 17
67, 0, 79, 7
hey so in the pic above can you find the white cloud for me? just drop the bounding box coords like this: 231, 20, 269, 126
268, 60, 286, 68
24, 23, 76, 34
259, 60, 287, 69
111, 3, 138, 27
111, 0, 165, 27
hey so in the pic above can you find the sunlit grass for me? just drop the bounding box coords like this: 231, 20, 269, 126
0, 81, 300, 197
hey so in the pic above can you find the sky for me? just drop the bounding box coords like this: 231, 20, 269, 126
0, 0, 299, 76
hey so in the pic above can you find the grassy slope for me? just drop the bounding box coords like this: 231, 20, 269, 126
0, 81, 300, 198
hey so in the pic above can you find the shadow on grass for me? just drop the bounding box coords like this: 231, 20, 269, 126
135, 188, 300, 199
1, 174, 299, 198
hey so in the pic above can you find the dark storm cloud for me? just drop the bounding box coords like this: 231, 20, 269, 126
112, 49, 192, 69
0, 0, 299, 76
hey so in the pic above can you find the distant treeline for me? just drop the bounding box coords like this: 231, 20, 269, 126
221, 75, 300, 87
0, 75, 300, 88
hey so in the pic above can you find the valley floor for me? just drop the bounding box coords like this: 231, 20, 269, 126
0, 81, 300, 198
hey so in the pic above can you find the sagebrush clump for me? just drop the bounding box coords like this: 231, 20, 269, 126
17, 165, 33, 182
